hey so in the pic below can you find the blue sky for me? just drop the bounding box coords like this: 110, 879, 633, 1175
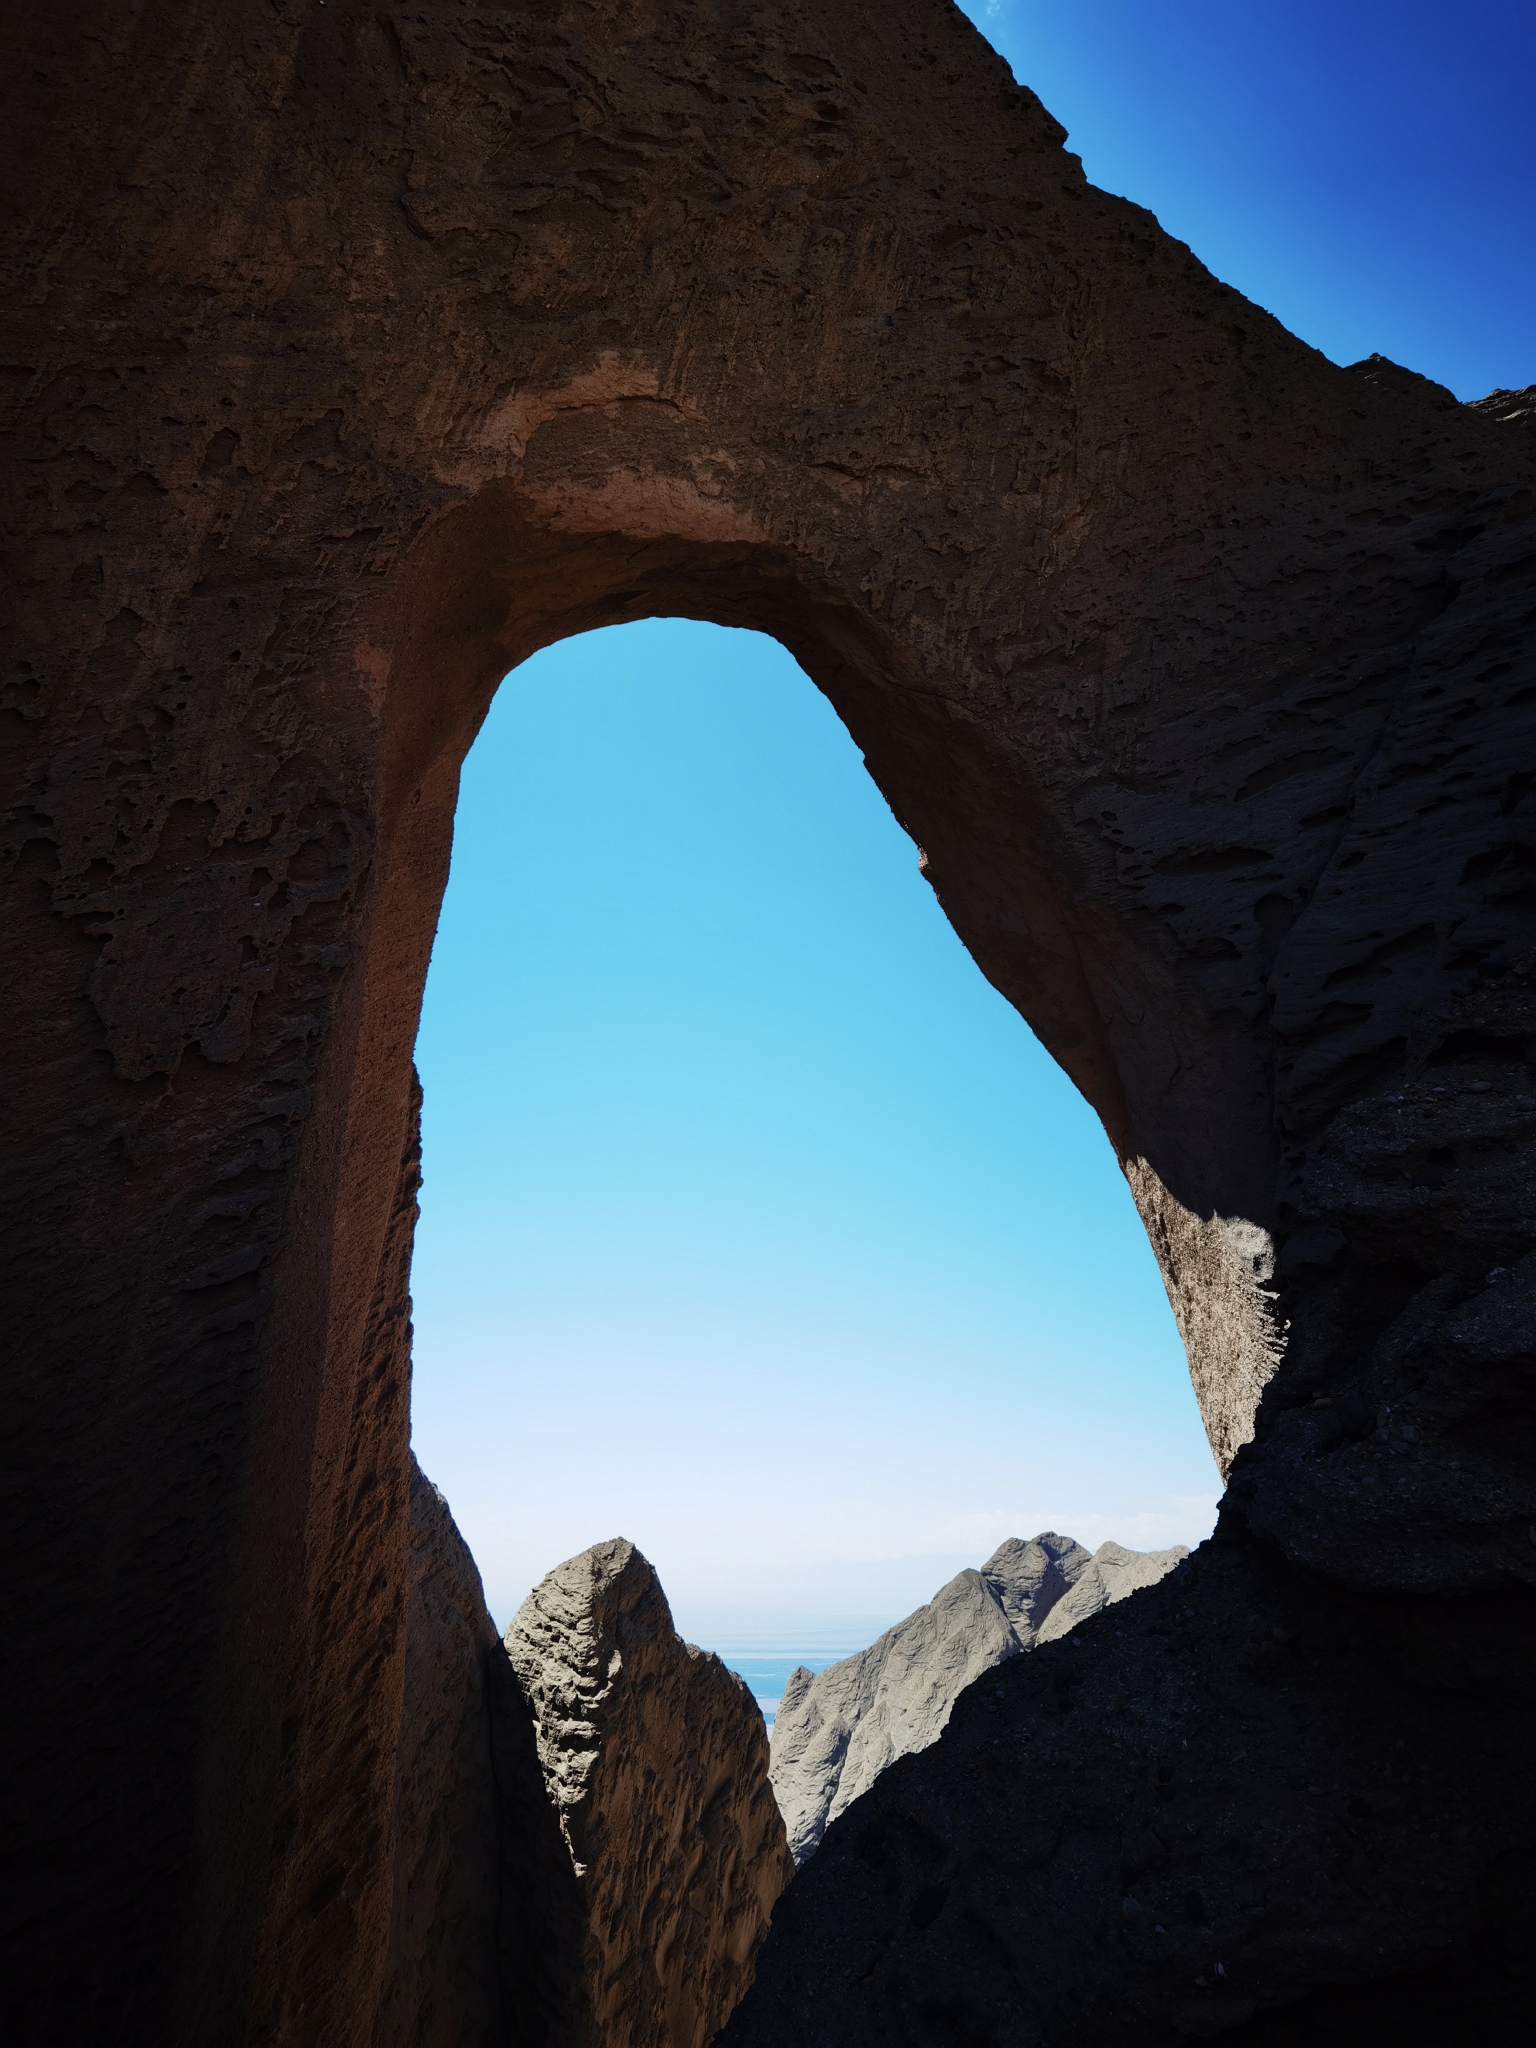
408, 5, 1532, 1642
960, 1, 1533, 401
409, 626, 1216, 1640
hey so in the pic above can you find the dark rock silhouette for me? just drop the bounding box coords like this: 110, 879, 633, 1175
771, 1535, 1185, 1863
725, 1539, 1536, 2048
2, 0, 1533, 2041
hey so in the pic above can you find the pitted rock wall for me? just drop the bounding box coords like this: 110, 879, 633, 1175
1, 2, 1532, 2041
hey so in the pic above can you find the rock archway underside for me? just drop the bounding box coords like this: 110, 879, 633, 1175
3, 2, 1533, 2043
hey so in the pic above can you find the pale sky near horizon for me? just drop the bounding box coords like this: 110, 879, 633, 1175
407, 2, 1533, 1643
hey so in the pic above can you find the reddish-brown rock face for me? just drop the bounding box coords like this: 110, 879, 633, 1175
378, 1450, 506, 2048
1, 2, 1532, 2043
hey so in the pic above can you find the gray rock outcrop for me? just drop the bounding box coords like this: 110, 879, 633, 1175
504, 1540, 793, 2048
1034, 1538, 1191, 1644
770, 1534, 1185, 1863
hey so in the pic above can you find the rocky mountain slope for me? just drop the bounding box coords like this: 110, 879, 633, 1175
504, 1540, 793, 2048
770, 1535, 1185, 1863
723, 1534, 1536, 2048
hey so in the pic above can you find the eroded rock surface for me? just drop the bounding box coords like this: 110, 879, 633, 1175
771, 1536, 1184, 1862
3, 0, 1535, 2038
1034, 1539, 1191, 1646
376, 1458, 505, 2048
504, 1541, 793, 2048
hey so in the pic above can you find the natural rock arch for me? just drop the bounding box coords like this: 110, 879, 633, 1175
3, 2, 1532, 2042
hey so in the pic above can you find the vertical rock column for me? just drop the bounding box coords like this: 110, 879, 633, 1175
373, 1458, 506, 2048
502, 1541, 794, 2048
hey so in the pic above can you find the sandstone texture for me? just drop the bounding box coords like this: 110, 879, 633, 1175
504, 1541, 793, 2048
376, 1457, 506, 2048
772, 1535, 1185, 1862
3, 0, 1534, 2040
378, 1451, 606, 2048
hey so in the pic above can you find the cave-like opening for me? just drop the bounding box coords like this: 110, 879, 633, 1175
407, 617, 1219, 1687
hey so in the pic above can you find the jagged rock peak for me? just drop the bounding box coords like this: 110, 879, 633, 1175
504, 1539, 793, 2048
1035, 1536, 1190, 1644
978, 1530, 1093, 1643
770, 1532, 1186, 1865
506, 1536, 672, 1869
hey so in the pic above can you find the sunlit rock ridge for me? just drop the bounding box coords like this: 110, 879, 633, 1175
503, 1539, 793, 2048
770, 1534, 1186, 1864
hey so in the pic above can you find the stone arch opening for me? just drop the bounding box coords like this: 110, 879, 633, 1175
372, 467, 1284, 1464
5, 0, 1532, 2041
407, 612, 1216, 1636
157, 441, 1326, 2039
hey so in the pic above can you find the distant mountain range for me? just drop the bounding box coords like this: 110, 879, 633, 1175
769, 1533, 1187, 1863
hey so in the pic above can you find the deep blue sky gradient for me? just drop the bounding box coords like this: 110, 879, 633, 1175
409, 5, 1532, 1640
959, 1, 1533, 400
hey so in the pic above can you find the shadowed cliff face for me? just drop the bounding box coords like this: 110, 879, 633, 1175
1, 0, 1533, 2041
725, 1542, 1536, 2048
377, 1455, 506, 2048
